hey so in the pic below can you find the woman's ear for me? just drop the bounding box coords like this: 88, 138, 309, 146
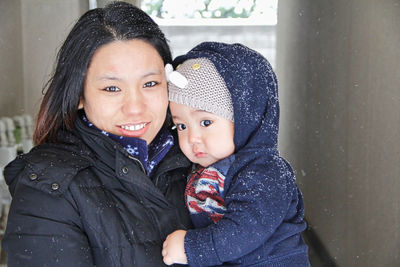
78, 98, 84, 109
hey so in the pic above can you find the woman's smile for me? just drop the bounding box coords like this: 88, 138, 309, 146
120, 122, 149, 131
118, 122, 150, 137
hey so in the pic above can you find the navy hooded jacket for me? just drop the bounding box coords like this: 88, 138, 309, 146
173, 42, 310, 266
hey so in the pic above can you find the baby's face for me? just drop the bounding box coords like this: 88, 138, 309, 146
170, 102, 235, 167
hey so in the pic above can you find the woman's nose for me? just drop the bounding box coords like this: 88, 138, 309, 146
122, 89, 145, 115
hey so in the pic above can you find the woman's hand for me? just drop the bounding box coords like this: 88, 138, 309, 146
162, 230, 188, 265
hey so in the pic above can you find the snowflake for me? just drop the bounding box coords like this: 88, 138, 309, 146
125, 145, 139, 155
148, 160, 156, 170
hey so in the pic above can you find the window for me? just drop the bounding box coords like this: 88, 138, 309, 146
141, 0, 277, 25
141, 0, 278, 68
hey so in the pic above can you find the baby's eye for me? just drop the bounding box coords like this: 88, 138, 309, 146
103, 86, 120, 92
143, 81, 158, 88
176, 124, 186, 131
200, 120, 212, 127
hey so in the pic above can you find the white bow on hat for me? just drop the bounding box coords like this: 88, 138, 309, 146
164, 63, 188, 89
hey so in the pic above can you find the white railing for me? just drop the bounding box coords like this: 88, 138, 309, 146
0, 114, 33, 248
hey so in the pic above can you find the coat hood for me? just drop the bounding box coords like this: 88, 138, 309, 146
173, 42, 280, 153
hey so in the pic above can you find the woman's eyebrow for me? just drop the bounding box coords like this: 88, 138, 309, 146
141, 70, 162, 77
97, 74, 122, 81
97, 71, 162, 81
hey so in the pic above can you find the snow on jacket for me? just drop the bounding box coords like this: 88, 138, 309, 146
2, 115, 192, 267
173, 42, 310, 267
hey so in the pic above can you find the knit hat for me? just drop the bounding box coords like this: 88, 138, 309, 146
167, 58, 234, 122
167, 42, 279, 151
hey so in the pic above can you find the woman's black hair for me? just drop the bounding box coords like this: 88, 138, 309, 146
34, 1, 172, 144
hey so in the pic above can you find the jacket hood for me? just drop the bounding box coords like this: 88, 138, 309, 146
173, 42, 279, 153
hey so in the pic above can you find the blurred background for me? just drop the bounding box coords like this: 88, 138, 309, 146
0, 0, 399, 266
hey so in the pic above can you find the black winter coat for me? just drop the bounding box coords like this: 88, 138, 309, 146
2, 117, 192, 266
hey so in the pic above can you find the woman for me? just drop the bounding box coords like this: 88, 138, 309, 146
2, 2, 191, 266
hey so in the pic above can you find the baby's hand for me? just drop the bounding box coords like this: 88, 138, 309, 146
162, 230, 188, 265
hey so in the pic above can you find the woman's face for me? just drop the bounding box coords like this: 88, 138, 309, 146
79, 39, 168, 145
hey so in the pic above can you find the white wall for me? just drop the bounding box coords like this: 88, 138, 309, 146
0, 0, 23, 117
277, 1, 400, 266
0, 0, 88, 119
21, 0, 88, 117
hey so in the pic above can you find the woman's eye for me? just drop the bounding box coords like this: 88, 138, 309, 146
176, 124, 186, 131
103, 86, 120, 92
200, 120, 212, 127
143, 81, 158, 88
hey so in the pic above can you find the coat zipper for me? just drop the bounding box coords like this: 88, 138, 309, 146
128, 155, 146, 175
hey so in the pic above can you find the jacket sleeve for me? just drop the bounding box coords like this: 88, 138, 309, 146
2, 182, 94, 267
184, 156, 297, 266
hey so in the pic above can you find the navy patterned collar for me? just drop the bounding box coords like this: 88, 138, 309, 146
211, 155, 235, 176
192, 154, 235, 177
81, 114, 174, 176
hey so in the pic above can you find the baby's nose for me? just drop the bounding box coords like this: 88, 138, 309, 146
188, 130, 202, 144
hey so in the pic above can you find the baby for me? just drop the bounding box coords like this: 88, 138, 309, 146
163, 42, 310, 266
